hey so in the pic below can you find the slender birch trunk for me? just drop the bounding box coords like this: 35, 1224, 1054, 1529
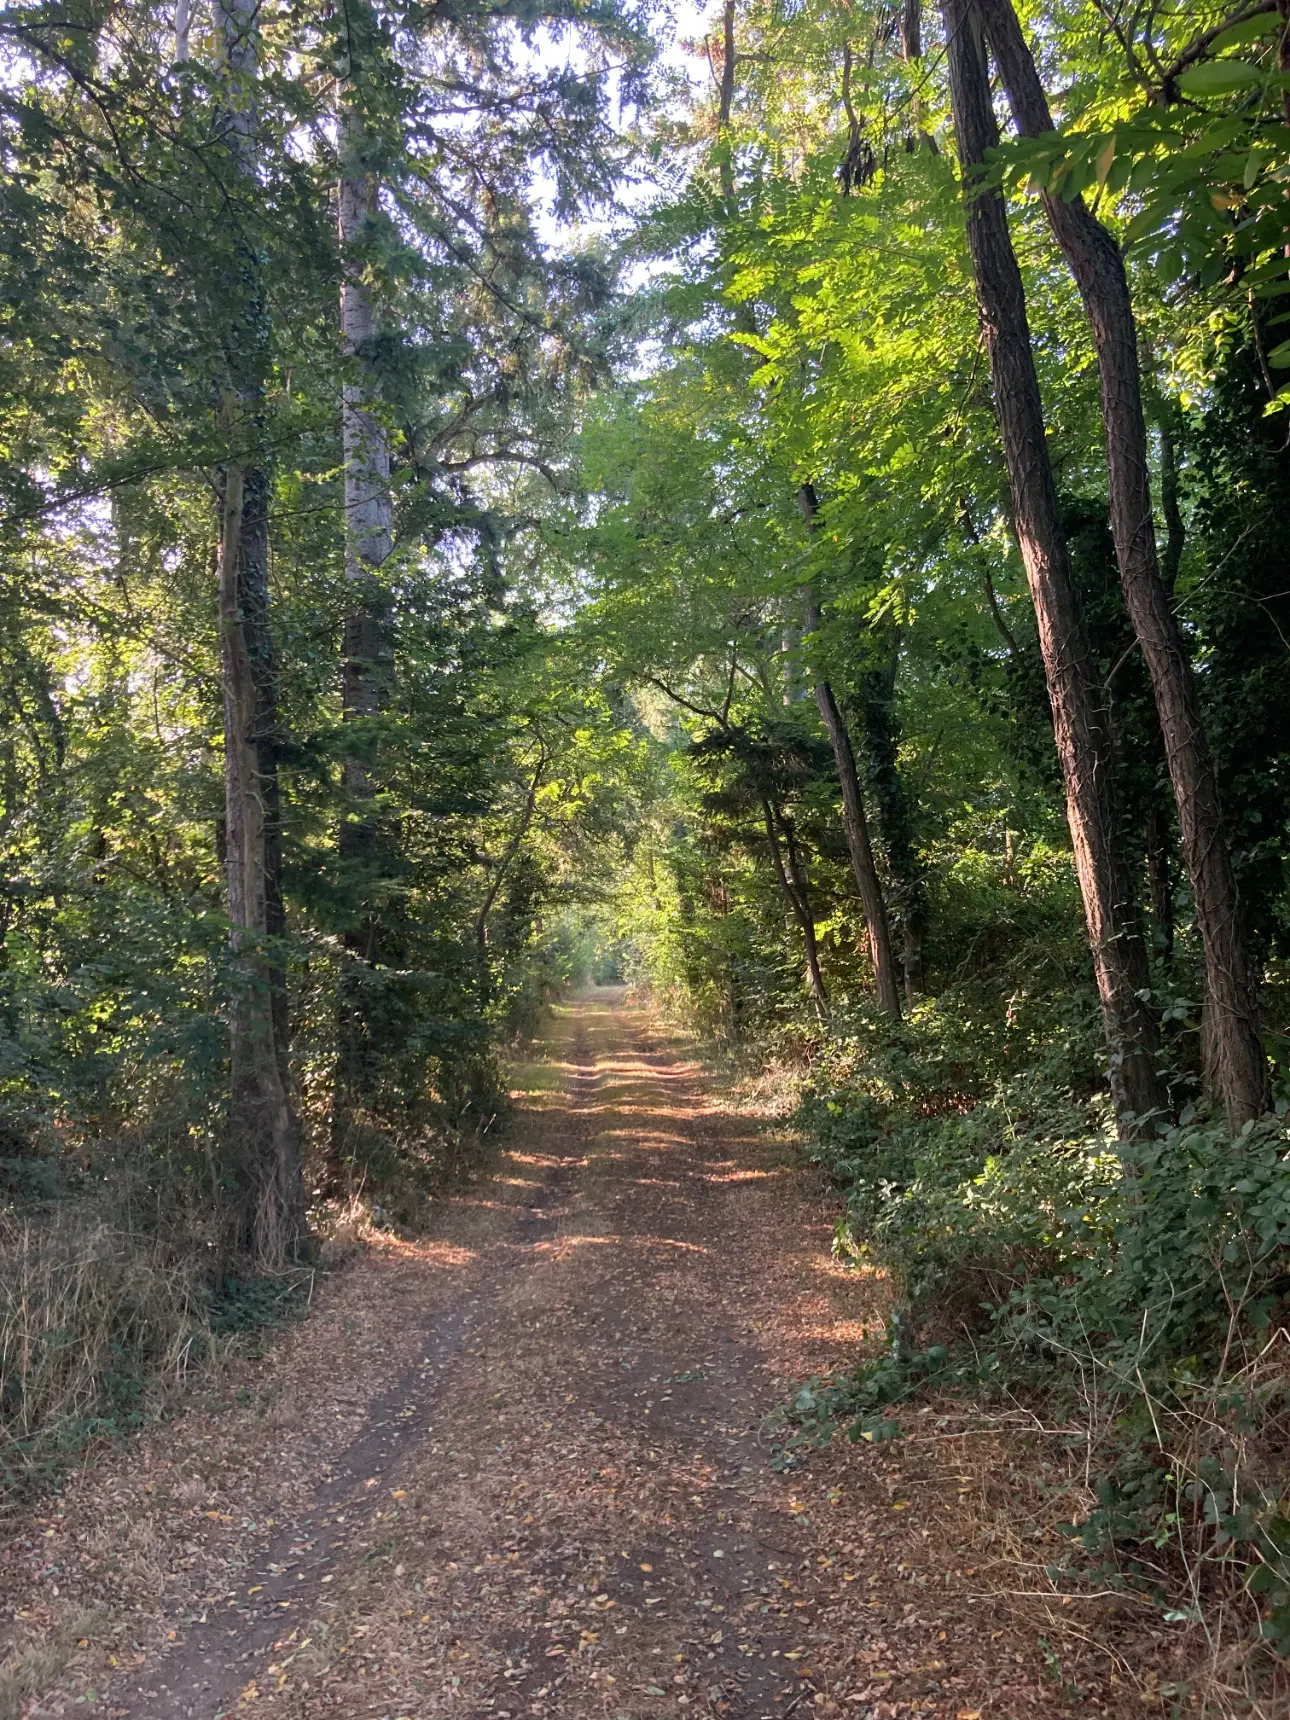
976, 0, 1269, 1127
213, 0, 304, 1264
942, 0, 1167, 1133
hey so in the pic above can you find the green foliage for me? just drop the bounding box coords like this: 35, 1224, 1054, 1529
205, 1274, 309, 1336
789, 991, 1290, 1655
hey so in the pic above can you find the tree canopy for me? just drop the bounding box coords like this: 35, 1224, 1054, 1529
6, 0, 1290, 1676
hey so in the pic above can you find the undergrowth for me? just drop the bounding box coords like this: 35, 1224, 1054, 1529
0, 1026, 509, 1498
0, 1179, 316, 1496
788, 992, 1290, 1712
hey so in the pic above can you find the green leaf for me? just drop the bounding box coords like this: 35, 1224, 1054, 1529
1177, 59, 1265, 94
1178, 118, 1252, 158
1123, 201, 1172, 245
1210, 14, 1283, 54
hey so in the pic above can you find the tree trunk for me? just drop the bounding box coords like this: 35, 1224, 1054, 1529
213, 0, 303, 1265
811, 670, 903, 1019
761, 797, 828, 1019
332, 102, 396, 1161
942, 0, 1167, 1134
797, 486, 901, 1017
218, 460, 304, 1267
977, 0, 1269, 1127
474, 748, 545, 1011
856, 632, 926, 1004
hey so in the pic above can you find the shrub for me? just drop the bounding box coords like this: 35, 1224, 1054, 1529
798, 1011, 1290, 1676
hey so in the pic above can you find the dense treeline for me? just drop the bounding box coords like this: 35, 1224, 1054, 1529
583, 0, 1290, 1687
6, 0, 1290, 1692
0, 0, 646, 1468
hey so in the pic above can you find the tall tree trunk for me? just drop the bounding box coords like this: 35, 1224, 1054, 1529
331, 101, 395, 1161
761, 797, 828, 1019
474, 747, 545, 1011
798, 488, 901, 1018
219, 464, 301, 1263
855, 629, 926, 1003
976, 0, 1269, 1127
942, 0, 1167, 1134
811, 670, 903, 1019
214, 0, 303, 1265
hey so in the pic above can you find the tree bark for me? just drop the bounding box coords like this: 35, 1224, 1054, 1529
218, 456, 304, 1267
854, 628, 926, 1003
331, 99, 396, 1161
942, 0, 1167, 1133
761, 797, 828, 1019
213, 0, 304, 1265
977, 0, 1269, 1127
798, 488, 902, 1018
474, 747, 545, 1010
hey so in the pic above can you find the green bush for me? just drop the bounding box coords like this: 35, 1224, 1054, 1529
800, 990, 1113, 1337
799, 1012, 1290, 1658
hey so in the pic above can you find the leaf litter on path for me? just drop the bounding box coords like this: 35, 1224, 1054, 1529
2, 992, 1151, 1719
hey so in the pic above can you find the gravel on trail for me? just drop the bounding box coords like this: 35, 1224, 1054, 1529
2, 990, 1145, 1719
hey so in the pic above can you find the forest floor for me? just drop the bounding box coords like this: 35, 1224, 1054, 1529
2, 989, 1160, 1720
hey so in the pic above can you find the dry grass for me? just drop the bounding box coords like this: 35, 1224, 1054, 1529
0, 1605, 109, 1720
907, 1339, 1290, 1717
0, 1198, 216, 1492
0, 1111, 482, 1501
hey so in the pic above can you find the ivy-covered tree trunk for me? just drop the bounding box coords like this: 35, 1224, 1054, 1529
942, 0, 1167, 1134
217, 465, 302, 1264
213, 0, 304, 1267
332, 103, 395, 1160
977, 0, 1270, 1128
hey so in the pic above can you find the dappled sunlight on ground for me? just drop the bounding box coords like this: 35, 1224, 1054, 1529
0, 989, 1136, 1720
547, 1231, 711, 1256
701, 1165, 786, 1185
362, 1233, 480, 1269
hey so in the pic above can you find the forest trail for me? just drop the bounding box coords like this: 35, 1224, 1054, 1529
4, 992, 1119, 1720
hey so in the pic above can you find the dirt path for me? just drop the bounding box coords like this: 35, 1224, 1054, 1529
3, 991, 1133, 1719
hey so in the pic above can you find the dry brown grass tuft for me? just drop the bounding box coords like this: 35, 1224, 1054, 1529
913, 1346, 1290, 1717
0, 1199, 215, 1491
0, 1605, 108, 1720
